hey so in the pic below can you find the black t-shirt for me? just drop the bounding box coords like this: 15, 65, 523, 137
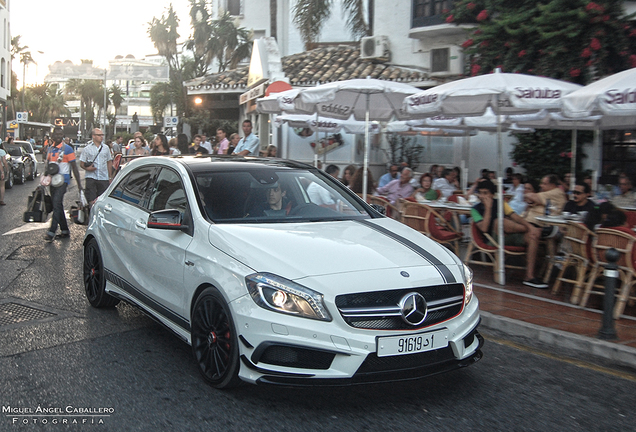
189, 146, 209, 154
563, 199, 595, 214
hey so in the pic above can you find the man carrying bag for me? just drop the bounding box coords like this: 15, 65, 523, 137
43, 126, 83, 243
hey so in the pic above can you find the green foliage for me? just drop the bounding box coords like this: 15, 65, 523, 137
385, 134, 424, 171
509, 130, 591, 181
448, 0, 636, 83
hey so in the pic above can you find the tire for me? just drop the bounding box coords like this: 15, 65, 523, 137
27, 162, 34, 181
16, 166, 25, 185
191, 287, 241, 389
83, 238, 120, 308
5, 167, 13, 189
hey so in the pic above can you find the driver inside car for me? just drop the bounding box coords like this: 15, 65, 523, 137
245, 182, 292, 218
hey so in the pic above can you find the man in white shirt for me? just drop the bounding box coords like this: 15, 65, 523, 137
201, 134, 213, 153
308, 165, 340, 206
432, 168, 457, 198
79, 128, 113, 204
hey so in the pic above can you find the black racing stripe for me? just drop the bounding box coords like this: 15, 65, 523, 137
356, 219, 456, 283
105, 269, 191, 331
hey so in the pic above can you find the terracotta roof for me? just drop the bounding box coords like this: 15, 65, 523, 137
186, 45, 431, 93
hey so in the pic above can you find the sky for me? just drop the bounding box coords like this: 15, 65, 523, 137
10, 0, 193, 88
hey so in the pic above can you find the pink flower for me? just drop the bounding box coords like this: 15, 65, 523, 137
560, 152, 566, 157
466, 2, 476, 10
590, 38, 601, 50
504, 42, 511, 48
518, 50, 527, 58
480, 40, 489, 48
473, 29, 482, 35
630, 55, 636, 68
567, 152, 573, 158
619, 51, 628, 57
476, 10, 489, 21
586, 59, 594, 67
629, 29, 636, 37
581, 48, 592, 58
602, 15, 609, 22
445, 14, 454, 23
471, 64, 481, 76
461, 39, 474, 48
570, 68, 581, 77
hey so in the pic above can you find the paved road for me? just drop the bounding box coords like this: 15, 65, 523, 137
1, 169, 635, 431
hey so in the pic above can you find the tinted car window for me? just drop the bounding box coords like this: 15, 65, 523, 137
195, 169, 370, 223
5, 145, 23, 157
147, 168, 188, 213
111, 166, 155, 206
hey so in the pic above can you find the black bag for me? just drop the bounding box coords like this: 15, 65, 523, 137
24, 186, 51, 223
45, 162, 59, 175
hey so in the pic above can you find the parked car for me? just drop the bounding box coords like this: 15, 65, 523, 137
83, 156, 482, 388
15, 140, 39, 177
1, 142, 35, 184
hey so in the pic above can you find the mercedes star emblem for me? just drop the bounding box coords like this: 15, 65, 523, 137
399, 292, 428, 326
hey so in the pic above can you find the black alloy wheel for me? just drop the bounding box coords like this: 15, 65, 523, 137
83, 239, 120, 308
16, 165, 25, 184
5, 167, 13, 189
191, 288, 240, 389
27, 161, 34, 181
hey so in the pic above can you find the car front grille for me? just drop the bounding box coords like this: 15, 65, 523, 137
335, 283, 464, 330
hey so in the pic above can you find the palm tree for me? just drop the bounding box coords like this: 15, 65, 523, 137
109, 84, 125, 136
292, 0, 372, 49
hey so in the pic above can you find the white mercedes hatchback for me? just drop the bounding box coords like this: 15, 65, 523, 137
83, 156, 482, 388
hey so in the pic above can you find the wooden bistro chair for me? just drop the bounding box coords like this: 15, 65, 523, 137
400, 199, 431, 236
368, 195, 402, 221
551, 221, 596, 305
580, 227, 636, 320
422, 203, 462, 254
464, 221, 526, 281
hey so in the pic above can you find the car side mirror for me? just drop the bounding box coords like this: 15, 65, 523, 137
147, 209, 189, 232
369, 204, 386, 215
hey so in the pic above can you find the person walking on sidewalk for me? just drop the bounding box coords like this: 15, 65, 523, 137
44, 127, 83, 243
0, 144, 7, 205
79, 128, 113, 204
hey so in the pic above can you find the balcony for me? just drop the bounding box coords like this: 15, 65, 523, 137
409, 0, 474, 39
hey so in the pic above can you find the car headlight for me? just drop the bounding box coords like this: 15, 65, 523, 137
246, 273, 332, 321
463, 263, 474, 305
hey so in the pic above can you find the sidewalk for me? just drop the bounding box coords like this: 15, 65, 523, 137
472, 265, 636, 371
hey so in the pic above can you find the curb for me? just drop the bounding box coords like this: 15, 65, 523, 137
479, 311, 636, 371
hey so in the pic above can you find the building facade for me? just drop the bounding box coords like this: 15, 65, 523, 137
0, 0, 11, 140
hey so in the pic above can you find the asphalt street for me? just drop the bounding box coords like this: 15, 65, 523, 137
0, 163, 635, 431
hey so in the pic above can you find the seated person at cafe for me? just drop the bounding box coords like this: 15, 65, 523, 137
432, 168, 457, 198
307, 164, 339, 207
412, 173, 438, 201
378, 164, 400, 188
563, 181, 595, 215
523, 174, 567, 226
471, 180, 546, 289
611, 174, 636, 208
376, 168, 413, 204
508, 173, 527, 215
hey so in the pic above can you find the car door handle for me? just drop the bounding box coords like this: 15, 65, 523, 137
104, 204, 112, 213
135, 220, 147, 230
185, 260, 195, 267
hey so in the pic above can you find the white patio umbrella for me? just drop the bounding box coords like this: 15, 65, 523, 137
562, 67, 636, 119
404, 69, 583, 285
292, 78, 420, 201
274, 113, 381, 135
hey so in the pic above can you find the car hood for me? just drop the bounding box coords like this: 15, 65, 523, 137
207, 218, 460, 283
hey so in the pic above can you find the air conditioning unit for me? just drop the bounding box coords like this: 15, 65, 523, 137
429, 45, 464, 76
360, 36, 390, 60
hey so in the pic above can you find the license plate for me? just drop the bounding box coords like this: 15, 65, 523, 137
377, 328, 449, 357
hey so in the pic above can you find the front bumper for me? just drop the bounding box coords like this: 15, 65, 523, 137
230, 294, 483, 386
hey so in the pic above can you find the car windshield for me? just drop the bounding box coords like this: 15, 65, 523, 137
195, 168, 373, 223
21, 143, 33, 153
5, 145, 22, 157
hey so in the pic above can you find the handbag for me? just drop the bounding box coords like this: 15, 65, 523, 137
84, 144, 103, 168
23, 186, 51, 223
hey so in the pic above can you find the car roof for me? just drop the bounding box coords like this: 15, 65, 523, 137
133, 155, 316, 174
